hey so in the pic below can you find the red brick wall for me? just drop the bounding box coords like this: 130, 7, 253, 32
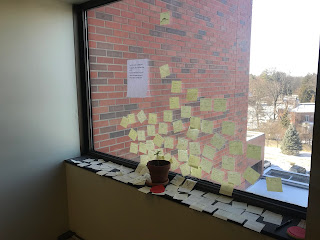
88, 0, 252, 188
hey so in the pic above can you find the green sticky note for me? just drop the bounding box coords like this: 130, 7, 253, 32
180, 163, 191, 176
222, 156, 235, 171
120, 117, 129, 128
222, 121, 235, 136
181, 106, 191, 118
189, 142, 201, 155
147, 125, 156, 136
128, 128, 137, 141
139, 142, 147, 154
191, 166, 202, 178
229, 140, 243, 155
177, 138, 188, 150
137, 110, 147, 123
160, 64, 170, 78
146, 140, 154, 151
170, 97, 180, 109
202, 145, 216, 160
186, 128, 199, 141
243, 167, 260, 185
266, 177, 283, 192
200, 158, 213, 174
171, 80, 181, 93
170, 156, 180, 171
188, 155, 200, 168
246, 144, 262, 160
153, 134, 164, 147
214, 98, 227, 112
200, 98, 212, 111
148, 113, 157, 124
173, 120, 183, 133
210, 133, 226, 150
211, 168, 225, 184
190, 116, 201, 130
163, 110, 173, 122
158, 122, 168, 135
160, 11, 170, 25
178, 150, 188, 162
137, 130, 146, 141
128, 113, 136, 124
201, 119, 213, 134
219, 182, 234, 196
164, 137, 174, 149
228, 171, 241, 186
130, 142, 138, 154
187, 88, 198, 101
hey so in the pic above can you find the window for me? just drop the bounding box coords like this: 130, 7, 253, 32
305, 115, 310, 122
77, 0, 319, 213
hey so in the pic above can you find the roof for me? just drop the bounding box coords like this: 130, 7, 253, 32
291, 103, 315, 113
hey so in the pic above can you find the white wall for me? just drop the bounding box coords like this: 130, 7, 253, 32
0, 0, 80, 239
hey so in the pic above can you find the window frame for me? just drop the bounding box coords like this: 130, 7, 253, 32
73, 0, 319, 219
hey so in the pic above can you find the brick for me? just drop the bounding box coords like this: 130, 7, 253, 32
195, 13, 211, 22
166, 4, 177, 11
115, 111, 131, 118
121, 11, 135, 19
172, 57, 181, 62
155, 25, 166, 32
172, 12, 181, 19
190, 59, 198, 63
142, 0, 155, 4
110, 130, 125, 138
165, 27, 186, 36
98, 72, 114, 78
124, 104, 138, 110
100, 112, 116, 120
219, 0, 227, 4
198, 30, 206, 36
107, 51, 123, 58
181, 69, 190, 73
100, 126, 117, 134
89, 49, 106, 56
96, 27, 113, 35
185, 64, 194, 68
90, 64, 107, 71
217, 11, 224, 17
240, 20, 245, 25
97, 42, 113, 50
149, 30, 162, 37
194, 34, 202, 40
198, 69, 206, 73
129, 46, 143, 53
96, 12, 113, 21
97, 57, 113, 64
213, 51, 220, 56
222, 48, 229, 53
222, 57, 229, 61
206, 22, 214, 28
105, 7, 121, 16
91, 79, 108, 85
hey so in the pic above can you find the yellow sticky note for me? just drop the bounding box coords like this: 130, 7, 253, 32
187, 128, 199, 141
187, 88, 198, 101
211, 168, 225, 184
229, 140, 243, 155
181, 106, 191, 118
191, 166, 202, 178
222, 156, 235, 171
137, 110, 147, 123
160, 64, 170, 78
146, 140, 155, 151
201, 120, 213, 134
128, 128, 137, 141
170, 97, 180, 109
170, 156, 180, 171
189, 144, 200, 157
202, 145, 216, 160
148, 113, 157, 125
188, 154, 200, 168
139, 142, 147, 154
120, 117, 129, 128
219, 182, 234, 196
200, 158, 213, 174
128, 114, 136, 124
190, 116, 201, 130
266, 177, 283, 192
163, 110, 173, 122
200, 98, 212, 111
158, 122, 168, 135
153, 134, 164, 148
247, 144, 262, 160
214, 98, 227, 112
173, 120, 183, 133
164, 153, 172, 161
171, 80, 181, 93
160, 11, 170, 25
147, 125, 156, 136
178, 150, 188, 162
140, 155, 149, 166
148, 150, 156, 160
180, 163, 191, 176
137, 130, 146, 141
228, 171, 241, 186
243, 167, 260, 185
222, 121, 235, 136
130, 142, 138, 154
164, 137, 174, 149
177, 138, 188, 150
210, 133, 226, 150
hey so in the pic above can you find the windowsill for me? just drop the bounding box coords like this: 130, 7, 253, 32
65, 156, 305, 240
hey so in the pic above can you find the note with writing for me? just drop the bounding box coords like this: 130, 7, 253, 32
137, 110, 147, 123
146, 140, 154, 151
229, 140, 243, 155
153, 134, 164, 147
147, 125, 156, 136
187, 88, 198, 101
127, 59, 149, 98
158, 122, 168, 135
120, 117, 129, 128
160, 64, 170, 78
187, 128, 199, 140
201, 119, 213, 134
180, 163, 191, 176
200, 98, 212, 111
211, 168, 225, 184
177, 137, 188, 150
178, 150, 188, 162
137, 130, 146, 141
191, 166, 202, 178
214, 98, 227, 112
228, 171, 241, 186
130, 142, 138, 154
210, 133, 226, 150
179, 179, 197, 192
164, 137, 174, 149
128, 113, 136, 124
222, 121, 235, 136
247, 144, 262, 160
148, 113, 157, 124
243, 167, 260, 185
163, 110, 173, 122
190, 116, 201, 130
200, 158, 213, 174
173, 120, 183, 133
140, 155, 149, 166
164, 153, 172, 162
170, 97, 180, 109
171, 80, 181, 93
139, 142, 147, 154
181, 106, 191, 118
128, 128, 137, 141
170, 156, 180, 171
189, 142, 201, 155
219, 182, 234, 196
222, 156, 235, 171
202, 145, 215, 160
266, 177, 283, 192
188, 155, 200, 168
160, 11, 170, 25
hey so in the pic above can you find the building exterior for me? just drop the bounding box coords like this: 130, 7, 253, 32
290, 103, 315, 126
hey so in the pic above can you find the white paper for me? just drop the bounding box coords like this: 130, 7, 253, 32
216, 195, 233, 203
246, 205, 264, 215
190, 190, 205, 197
228, 213, 246, 224
127, 59, 149, 98
182, 195, 201, 205
173, 193, 189, 201
244, 221, 265, 233
241, 211, 260, 221
77, 163, 90, 167
83, 159, 95, 163
297, 219, 306, 229
178, 179, 197, 193
262, 210, 283, 225
138, 186, 151, 194
232, 201, 247, 209
96, 170, 109, 176
70, 159, 82, 164
189, 202, 207, 212
203, 192, 219, 200
170, 175, 185, 186
204, 204, 219, 213
213, 209, 232, 221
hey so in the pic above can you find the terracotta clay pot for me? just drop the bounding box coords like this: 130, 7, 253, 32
147, 160, 171, 185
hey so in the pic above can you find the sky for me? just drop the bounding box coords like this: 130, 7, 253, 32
249, 0, 320, 77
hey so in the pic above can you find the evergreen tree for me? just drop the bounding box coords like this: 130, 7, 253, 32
280, 109, 290, 128
281, 125, 302, 155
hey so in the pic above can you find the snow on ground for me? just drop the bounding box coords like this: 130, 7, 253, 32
264, 146, 311, 172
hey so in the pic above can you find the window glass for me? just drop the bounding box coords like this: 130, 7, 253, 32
87, 0, 319, 207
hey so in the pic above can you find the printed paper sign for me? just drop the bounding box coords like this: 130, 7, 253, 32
127, 59, 149, 98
